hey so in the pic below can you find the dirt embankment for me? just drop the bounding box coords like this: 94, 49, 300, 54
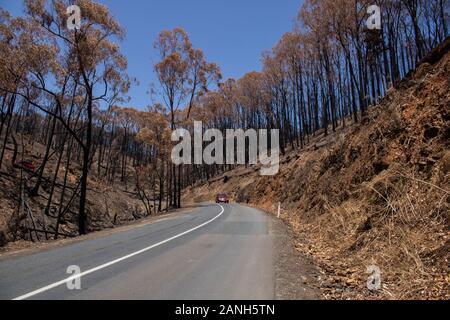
184, 42, 450, 300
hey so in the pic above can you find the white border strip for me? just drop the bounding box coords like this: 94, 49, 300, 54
13, 204, 225, 300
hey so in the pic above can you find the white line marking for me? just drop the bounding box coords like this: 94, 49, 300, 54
277, 202, 281, 218
13, 204, 225, 300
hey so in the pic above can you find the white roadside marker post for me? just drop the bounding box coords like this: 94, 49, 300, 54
277, 202, 281, 219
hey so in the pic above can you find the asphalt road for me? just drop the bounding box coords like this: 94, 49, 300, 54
0, 203, 275, 300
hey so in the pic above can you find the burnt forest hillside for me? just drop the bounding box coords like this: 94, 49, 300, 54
184, 40, 450, 300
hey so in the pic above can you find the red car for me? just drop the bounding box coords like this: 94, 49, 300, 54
15, 161, 36, 172
215, 193, 229, 204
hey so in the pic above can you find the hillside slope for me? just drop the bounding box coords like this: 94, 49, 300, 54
0, 140, 156, 249
184, 41, 450, 300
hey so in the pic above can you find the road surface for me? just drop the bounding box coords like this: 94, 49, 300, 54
0, 203, 276, 300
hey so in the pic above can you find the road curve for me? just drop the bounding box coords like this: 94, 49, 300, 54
0, 203, 275, 300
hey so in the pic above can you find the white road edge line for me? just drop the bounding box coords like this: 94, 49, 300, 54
12, 204, 225, 300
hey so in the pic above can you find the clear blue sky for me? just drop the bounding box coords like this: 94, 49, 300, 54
1, 0, 303, 110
